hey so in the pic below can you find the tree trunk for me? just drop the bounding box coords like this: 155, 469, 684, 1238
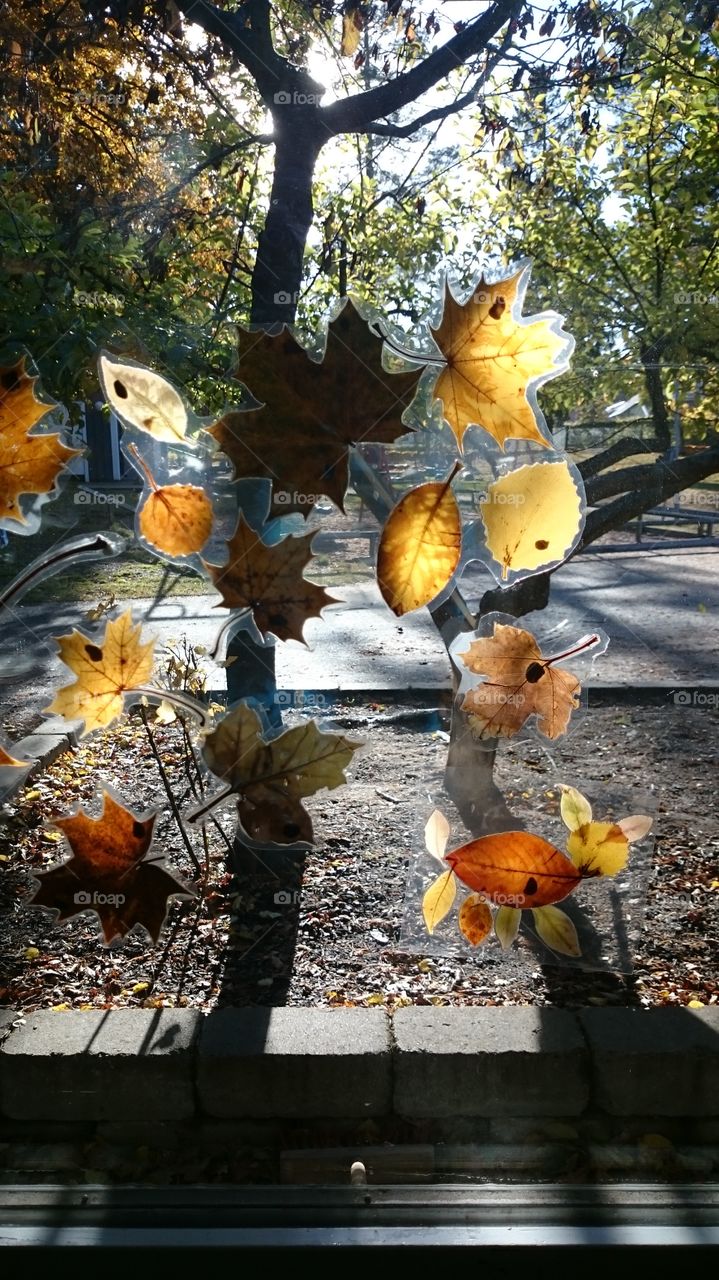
641, 337, 671, 452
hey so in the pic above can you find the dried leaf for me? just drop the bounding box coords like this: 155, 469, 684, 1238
422, 869, 456, 934
341, 8, 363, 56
560, 784, 593, 832
458, 893, 493, 945
98, 354, 188, 443
446, 831, 581, 909
377, 462, 462, 616
45, 610, 154, 735
430, 267, 570, 449
567, 822, 630, 877
532, 904, 581, 957
617, 814, 653, 842
0, 744, 27, 769
480, 460, 584, 580
494, 903, 521, 950
0, 356, 80, 524
203, 513, 338, 645
424, 808, 451, 863
139, 483, 213, 556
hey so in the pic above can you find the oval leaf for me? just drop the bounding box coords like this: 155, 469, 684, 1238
445, 830, 581, 909
617, 814, 653, 843
377, 464, 462, 616
422, 869, 456, 935
567, 821, 630, 877
139, 484, 213, 557
559, 784, 593, 832
480, 460, 585, 581
99, 355, 189, 443
494, 904, 521, 950
532, 904, 581, 957
424, 808, 451, 862
458, 893, 493, 946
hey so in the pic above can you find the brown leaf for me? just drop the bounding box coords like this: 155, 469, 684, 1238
458, 893, 493, 945
446, 831, 581, 909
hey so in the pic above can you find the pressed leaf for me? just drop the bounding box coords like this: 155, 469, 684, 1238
45, 610, 154, 735
494, 903, 521, 950
424, 808, 451, 863
445, 830, 581, 909
430, 267, 570, 449
617, 814, 653, 842
377, 462, 462, 616
139, 483, 213, 556
0, 356, 80, 524
203, 513, 338, 645
460, 622, 599, 740
422, 869, 457, 934
532, 904, 581, 957
567, 821, 630, 877
199, 702, 361, 845
480, 460, 584, 580
98, 354, 188, 443
207, 299, 420, 512
0, 744, 27, 769
29, 789, 192, 943
458, 893, 493, 946
560, 784, 593, 832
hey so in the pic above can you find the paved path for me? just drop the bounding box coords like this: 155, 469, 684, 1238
1, 547, 717, 733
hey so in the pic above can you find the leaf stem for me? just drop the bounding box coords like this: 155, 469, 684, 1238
127, 442, 159, 492
133, 686, 212, 729
380, 330, 444, 367
545, 634, 601, 666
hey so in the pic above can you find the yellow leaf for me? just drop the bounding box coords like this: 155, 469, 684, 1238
376, 463, 462, 616
532, 904, 581, 957
45, 610, 155, 735
0, 745, 28, 770
429, 265, 571, 450
480, 460, 584, 580
422, 869, 456, 934
458, 893, 493, 946
567, 821, 629, 877
687, 999, 704, 1009
133, 982, 150, 994
424, 808, 451, 863
559, 784, 593, 832
51, 1003, 70, 1011
24, 946, 40, 960
494, 904, 521, 949
340, 9, 363, 57
0, 355, 81, 524
22, 788, 43, 801
365, 993, 385, 1006
98, 354, 189, 443
139, 483, 213, 557
154, 699, 177, 725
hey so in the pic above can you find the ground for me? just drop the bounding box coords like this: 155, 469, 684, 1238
0, 701, 716, 1013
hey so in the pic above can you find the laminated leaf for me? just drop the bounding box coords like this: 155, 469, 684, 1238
129, 444, 213, 556
0, 743, 27, 769
98, 354, 189, 444
207, 298, 420, 511
45, 609, 154, 735
617, 814, 653, 842
199, 701, 361, 844
424, 807, 451, 864
567, 821, 630, 877
494, 903, 521, 950
480, 460, 584, 580
458, 893, 493, 946
445, 830, 581, 909
0, 356, 80, 524
532, 904, 581, 957
429, 267, 570, 449
460, 623, 600, 740
203, 513, 338, 645
422, 868, 456, 934
377, 462, 462, 616
559, 784, 593, 832
29, 789, 192, 943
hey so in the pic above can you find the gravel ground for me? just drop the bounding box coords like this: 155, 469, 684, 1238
0, 701, 717, 1013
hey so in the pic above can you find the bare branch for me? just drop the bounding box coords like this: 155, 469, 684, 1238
578, 436, 656, 480
585, 444, 719, 508
360, 85, 479, 139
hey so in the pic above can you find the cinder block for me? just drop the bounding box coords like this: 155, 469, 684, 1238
393, 1007, 589, 1118
0, 1009, 200, 1121
198, 1008, 392, 1118
579, 1007, 719, 1116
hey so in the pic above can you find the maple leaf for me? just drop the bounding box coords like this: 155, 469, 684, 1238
195, 701, 362, 845
479, 459, 585, 581
45, 609, 155, 735
0, 356, 81, 524
458, 622, 601, 740
207, 298, 420, 512
29, 789, 192, 943
203, 513, 338, 645
429, 265, 571, 449
377, 462, 462, 616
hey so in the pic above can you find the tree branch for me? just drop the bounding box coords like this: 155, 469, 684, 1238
360, 85, 479, 138
585, 443, 719, 506
179, 0, 310, 100
578, 436, 656, 480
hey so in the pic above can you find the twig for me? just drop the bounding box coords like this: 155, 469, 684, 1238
139, 705, 202, 876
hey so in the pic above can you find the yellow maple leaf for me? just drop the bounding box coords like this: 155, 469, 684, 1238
45, 610, 155, 735
0, 356, 81, 524
429, 266, 571, 449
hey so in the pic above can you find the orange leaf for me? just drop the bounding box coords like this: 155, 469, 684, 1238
0, 744, 27, 769
458, 893, 493, 945
377, 463, 462, 616
446, 830, 581, 909
0, 356, 81, 524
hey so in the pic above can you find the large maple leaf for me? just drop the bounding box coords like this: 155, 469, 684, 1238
207, 298, 421, 512
195, 701, 362, 844
0, 356, 81, 524
429, 266, 572, 450
203, 514, 338, 645
30, 789, 193, 943
45, 610, 155, 734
